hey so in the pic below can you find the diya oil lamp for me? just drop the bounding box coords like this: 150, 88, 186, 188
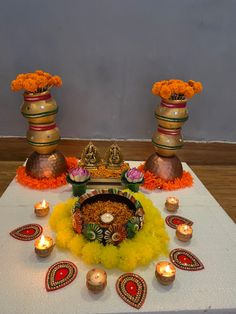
176, 224, 193, 242
165, 197, 179, 212
86, 268, 107, 293
34, 200, 50, 217
34, 235, 54, 257
155, 261, 176, 285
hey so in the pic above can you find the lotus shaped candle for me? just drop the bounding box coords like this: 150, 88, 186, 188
122, 168, 144, 192
69, 167, 90, 182
67, 167, 90, 197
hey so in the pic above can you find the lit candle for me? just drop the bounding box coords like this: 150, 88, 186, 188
34, 200, 50, 217
86, 268, 107, 293
176, 224, 193, 242
34, 235, 54, 257
100, 213, 114, 224
155, 261, 176, 285
165, 197, 179, 212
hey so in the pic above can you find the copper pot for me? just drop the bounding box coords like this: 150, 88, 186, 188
21, 91, 58, 124
155, 99, 188, 129
152, 127, 183, 157
26, 123, 60, 154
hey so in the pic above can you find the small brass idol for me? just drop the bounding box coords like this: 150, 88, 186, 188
105, 143, 123, 169
81, 142, 101, 169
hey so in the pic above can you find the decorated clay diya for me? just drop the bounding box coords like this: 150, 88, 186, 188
86, 268, 107, 293
165, 197, 179, 212
34, 200, 50, 217
34, 235, 54, 257
176, 224, 193, 242
72, 189, 145, 245
155, 261, 176, 285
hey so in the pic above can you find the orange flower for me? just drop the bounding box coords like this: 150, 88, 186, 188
152, 79, 203, 100
152, 82, 162, 96
23, 78, 38, 93
11, 70, 62, 94
11, 79, 23, 92
160, 85, 172, 99
50, 75, 62, 87
184, 86, 195, 99
193, 81, 203, 93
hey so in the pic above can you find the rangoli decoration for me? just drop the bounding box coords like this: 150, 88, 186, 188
9, 223, 43, 241
49, 190, 169, 271
165, 215, 193, 229
169, 248, 204, 271
116, 273, 147, 309
45, 260, 78, 292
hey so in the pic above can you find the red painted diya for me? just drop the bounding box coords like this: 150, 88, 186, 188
169, 248, 204, 271
116, 273, 147, 309
45, 261, 78, 292
165, 215, 193, 229
9, 224, 43, 241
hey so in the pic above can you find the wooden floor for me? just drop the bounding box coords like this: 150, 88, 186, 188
0, 138, 236, 223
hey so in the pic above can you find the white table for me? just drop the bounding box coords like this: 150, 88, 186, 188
0, 162, 236, 314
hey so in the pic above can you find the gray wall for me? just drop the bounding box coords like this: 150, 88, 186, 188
1, 0, 236, 141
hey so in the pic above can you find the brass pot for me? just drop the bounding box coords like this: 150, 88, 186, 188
26, 150, 67, 178
155, 99, 188, 129
26, 123, 60, 154
152, 127, 183, 157
21, 91, 58, 124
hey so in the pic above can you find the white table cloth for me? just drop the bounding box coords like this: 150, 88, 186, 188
0, 162, 236, 314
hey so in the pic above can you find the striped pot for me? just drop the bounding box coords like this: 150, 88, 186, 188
155, 99, 188, 129
152, 127, 183, 157
26, 123, 60, 154
21, 91, 58, 124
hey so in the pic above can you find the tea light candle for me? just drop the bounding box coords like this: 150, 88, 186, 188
34, 235, 54, 257
100, 213, 114, 224
34, 200, 50, 217
176, 224, 193, 242
86, 268, 107, 293
155, 261, 176, 285
165, 197, 179, 212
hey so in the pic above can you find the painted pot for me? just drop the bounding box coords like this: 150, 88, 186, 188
152, 127, 183, 157
21, 91, 58, 124
26, 123, 60, 154
155, 99, 188, 129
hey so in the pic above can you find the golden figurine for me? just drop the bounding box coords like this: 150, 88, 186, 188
81, 142, 101, 169
105, 143, 123, 169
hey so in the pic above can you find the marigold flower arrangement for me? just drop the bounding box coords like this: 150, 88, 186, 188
152, 79, 203, 100
11, 70, 62, 94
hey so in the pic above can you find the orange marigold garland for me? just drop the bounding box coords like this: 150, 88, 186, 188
138, 164, 193, 191
16, 157, 78, 190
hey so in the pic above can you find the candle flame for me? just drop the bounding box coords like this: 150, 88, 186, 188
41, 200, 47, 208
39, 234, 46, 246
165, 265, 171, 273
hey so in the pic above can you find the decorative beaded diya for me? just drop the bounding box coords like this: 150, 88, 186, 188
72, 189, 145, 245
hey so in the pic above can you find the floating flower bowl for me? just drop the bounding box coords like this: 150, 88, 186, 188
72, 189, 145, 245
